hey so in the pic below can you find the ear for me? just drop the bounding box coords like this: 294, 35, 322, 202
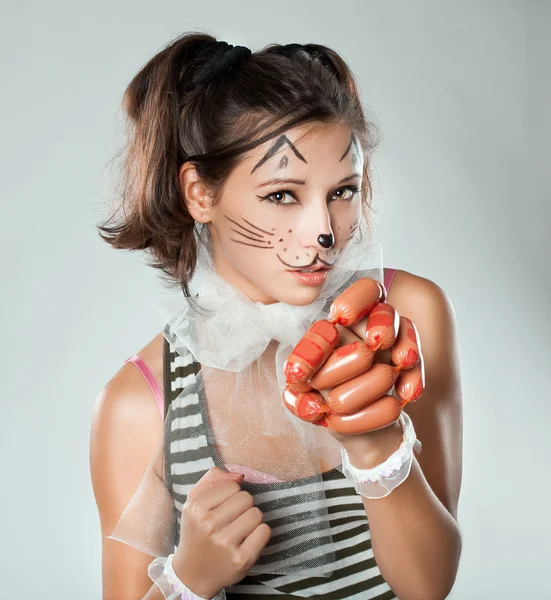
178, 162, 214, 223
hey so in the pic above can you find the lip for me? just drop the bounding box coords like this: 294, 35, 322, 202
290, 265, 331, 272
288, 269, 331, 286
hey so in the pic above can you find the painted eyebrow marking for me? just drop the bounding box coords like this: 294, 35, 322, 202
251, 135, 307, 174
339, 132, 360, 162
278, 155, 288, 169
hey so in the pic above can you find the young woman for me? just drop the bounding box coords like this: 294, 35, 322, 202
90, 32, 463, 600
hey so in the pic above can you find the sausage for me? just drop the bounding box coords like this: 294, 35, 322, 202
282, 385, 326, 423
284, 319, 339, 384
395, 354, 425, 404
329, 278, 383, 326
364, 303, 399, 351
308, 341, 374, 390
282, 278, 426, 437
391, 317, 420, 370
323, 394, 402, 435
326, 363, 400, 415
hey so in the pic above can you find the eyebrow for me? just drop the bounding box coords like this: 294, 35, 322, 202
256, 172, 362, 188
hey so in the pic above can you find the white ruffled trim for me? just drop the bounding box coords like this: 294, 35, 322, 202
340, 411, 422, 499
148, 554, 227, 600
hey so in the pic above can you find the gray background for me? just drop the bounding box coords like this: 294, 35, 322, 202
1, 1, 548, 597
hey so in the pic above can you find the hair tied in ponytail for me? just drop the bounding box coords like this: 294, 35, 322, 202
277, 43, 304, 59
191, 41, 252, 87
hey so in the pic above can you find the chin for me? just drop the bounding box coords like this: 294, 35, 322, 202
269, 284, 324, 306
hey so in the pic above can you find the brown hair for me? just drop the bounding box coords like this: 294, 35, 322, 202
97, 31, 381, 296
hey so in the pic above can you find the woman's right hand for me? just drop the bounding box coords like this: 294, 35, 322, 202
172, 466, 272, 598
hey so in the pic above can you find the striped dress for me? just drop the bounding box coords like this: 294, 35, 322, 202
161, 270, 399, 599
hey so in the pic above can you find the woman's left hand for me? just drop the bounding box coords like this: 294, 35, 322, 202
282, 278, 425, 452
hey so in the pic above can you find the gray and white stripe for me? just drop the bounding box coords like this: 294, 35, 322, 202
165, 339, 396, 599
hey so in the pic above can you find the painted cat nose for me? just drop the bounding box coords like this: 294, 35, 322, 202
317, 233, 334, 249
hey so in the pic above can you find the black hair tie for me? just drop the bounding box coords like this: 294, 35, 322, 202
192, 41, 251, 86
277, 43, 304, 59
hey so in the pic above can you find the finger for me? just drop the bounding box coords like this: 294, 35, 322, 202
192, 466, 242, 493
309, 341, 374, 390
326, 362, 400, 415
282, 385, 326, 422
338, 328, 392, 366
238, 520, 272, 564
373, 347, 392, 365
335, 323, 363, 346
190, 478, 244, 513
284, 320, 339, 384
395, 353, 425, 404
391, 316, 421, 370
210, 490, 256, 532
224, 505, 267, 547
329, 278, 383, 326
365, 303, 400, 351
380, 282, 388, 303
325, 394, 402, 435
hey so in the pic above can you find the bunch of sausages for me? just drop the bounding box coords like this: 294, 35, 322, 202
282, 278, 425, 435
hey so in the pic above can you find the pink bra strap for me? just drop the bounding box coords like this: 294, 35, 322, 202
384, 268, 397, 294
124, 355, 164, 420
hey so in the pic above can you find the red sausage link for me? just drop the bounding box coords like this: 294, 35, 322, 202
391, 316, 420, 369
326, 362, 400, 415
282, 279, 425, 437
364, 303, 399, 352
323, 394, 402, 435
308, 342, 374, 390
284, 320, 339, 384
282, 385, 326, 423
329, 278, 383, 326
395, 354, 425, 404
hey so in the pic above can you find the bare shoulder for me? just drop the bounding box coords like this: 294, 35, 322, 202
385, 268, 461, 381
90, 331, 166, 526
387, 269, 463, 521
89, 331, 167, 598
134, 331, 166, 389
386, 268, 453, 315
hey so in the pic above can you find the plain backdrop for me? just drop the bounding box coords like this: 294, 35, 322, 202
1, 1, 548, 597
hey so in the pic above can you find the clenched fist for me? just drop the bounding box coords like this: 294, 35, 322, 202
282, 278, 425, 436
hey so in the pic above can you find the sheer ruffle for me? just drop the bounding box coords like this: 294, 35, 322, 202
107, 220, 396, 589
340, 411, 423, 499
148, 555, 227, 599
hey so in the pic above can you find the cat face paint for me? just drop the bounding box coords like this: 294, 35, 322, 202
206, 121, 363, 305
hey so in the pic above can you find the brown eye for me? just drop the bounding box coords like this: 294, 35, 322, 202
271, 192, 286, 204
333, 186, 360, 202
259, 190, 297, 206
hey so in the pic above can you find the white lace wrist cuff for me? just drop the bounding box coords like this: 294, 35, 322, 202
148, 554, 227, 600
340, 410, 422, 499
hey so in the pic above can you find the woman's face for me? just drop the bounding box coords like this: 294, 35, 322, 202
203, 121, 363, 305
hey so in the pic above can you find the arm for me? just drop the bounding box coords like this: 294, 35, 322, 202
343, 272, 463, 600
90, 361, 166, 599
